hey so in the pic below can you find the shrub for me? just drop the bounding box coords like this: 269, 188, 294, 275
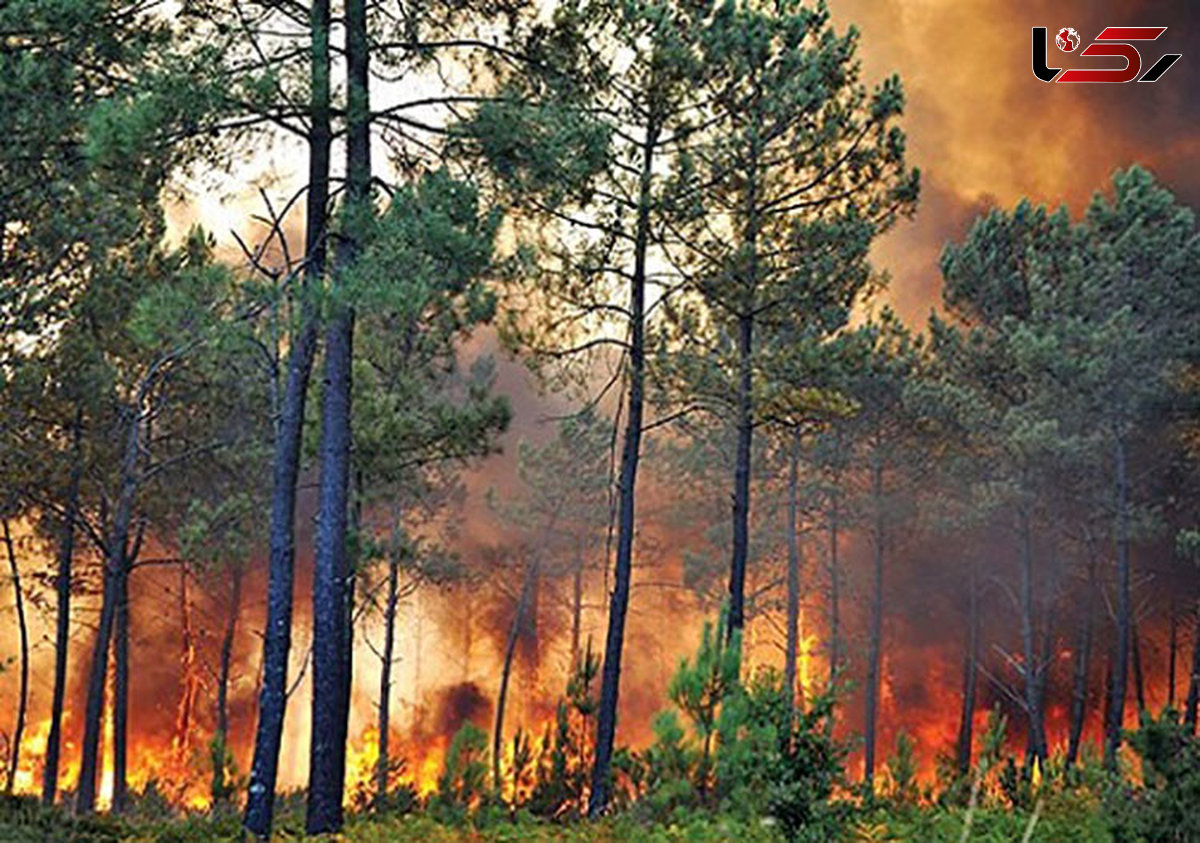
1105, 710, 1200, 842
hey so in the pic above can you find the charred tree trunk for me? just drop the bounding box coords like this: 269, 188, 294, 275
1066, 552, 1097, 767
242, 0, 329, 835
864, 453, 884, 790
1131, 612, 1146, 716
825, 481, 841, 741
1168, 601, 1178, 709
175, 563, 197, 757
1184, 603, 1199, 733
784, 429, 801, 717
306, 0, 368, 829
493, 560, 538, 796
212, 564, 243, 803
1106, 433, 1131, 769
376, 540, 401, 803
3, 520, 28, 795
43, 410, 83, 805
727, 310, 753, 641
112, 560, 131, 813
76, 560, 116, 813
588, 122, 657, 819
570, 544, 583, 676
956, 554, 980, 777
725, 119, 761, 647
828, 487, 841, 689
78, 399, 142, 814
1018, 508, 1047, 765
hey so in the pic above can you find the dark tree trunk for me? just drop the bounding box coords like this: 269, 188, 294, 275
827, 488, 841, 689
1018, 508, 1047, 765
78, 400, 142, 814
525, 562, 541, 699
726, 114, 761, 646
1184, 603, 1199, 733
493, 561, 538, 796
212, 565, 243, 802
864, 454, 884, 790
727, 311, 753, 641
784, 429, 801, 717
1066, 552, 1097, 767
1168, 601, 1178, 709
306, 252, 355, 831
112, 561, 130, 813
1131, 613, 1146, 716
242, 0, 329, 835
175, 563, 197, 757
588, 124, 656, 819
825, 480, 841, 743
376, 541, 401, 803
1106, 434, 1131, 769
570, 544, 583, 676
76, 562, 115, 813
3, 520, 28, 795
306, 0, 368, 829
43, 410, 82, 805
1103, 656, 1115, 743
956, 554, 980, 777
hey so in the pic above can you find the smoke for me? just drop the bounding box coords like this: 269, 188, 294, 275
833, 0, 1200, 321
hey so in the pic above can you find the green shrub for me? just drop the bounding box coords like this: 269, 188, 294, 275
1105, 710, 1200, 842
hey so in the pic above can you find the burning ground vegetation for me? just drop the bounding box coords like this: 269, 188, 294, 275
3, 0, 1200, 841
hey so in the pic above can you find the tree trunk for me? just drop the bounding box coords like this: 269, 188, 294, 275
1018, 508, 1047, 765
569, 544, 583, 677
1168, 600, 1177, 709
784, 429, 801, 717
1184, 602, 1199, 733
76, 563, 115, 813
864, 453, 884, 790
493, 560, 538, 797
242, 0, 328, 835
306, 0, 368, 829
212, 564, 243, 802
174, 563, 197, 758
825, 480, 841, 741
43, 409, 83, 805
1066, 552, 1096, 767
112, 560, 131, 813
727, 310, 753, 642
376, 539, 401, 803
588, 123, 656, 819
1131, 613, 1146, 716
3, 520, 28, 796
956, 554, 980, 777
78, 399, 142, 814
1105, 433, 1131, 769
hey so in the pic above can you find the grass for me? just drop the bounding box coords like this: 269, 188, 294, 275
0, 796, 1120, 843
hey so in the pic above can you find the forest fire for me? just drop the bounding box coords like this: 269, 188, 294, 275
2, 1, 1198, 841
0, 521, 1184, 810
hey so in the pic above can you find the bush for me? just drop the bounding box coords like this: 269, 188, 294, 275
714, 669, 844, 841
1105, 710, 1200, 842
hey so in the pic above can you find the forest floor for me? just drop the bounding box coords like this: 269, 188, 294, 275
0, 798, 1120, 843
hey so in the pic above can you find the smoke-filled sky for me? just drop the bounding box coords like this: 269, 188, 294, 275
838, 0, 1198, 321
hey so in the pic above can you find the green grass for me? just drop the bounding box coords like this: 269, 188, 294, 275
1, 797, 1122, 843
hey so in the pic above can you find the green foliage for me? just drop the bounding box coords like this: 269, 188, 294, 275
714, 672, 843, 842
668, 615, 742, 799
885, 732, 919, 806
432, 723, 491, 822
1104, 711, 1200, 842
633, 613, 841, 840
